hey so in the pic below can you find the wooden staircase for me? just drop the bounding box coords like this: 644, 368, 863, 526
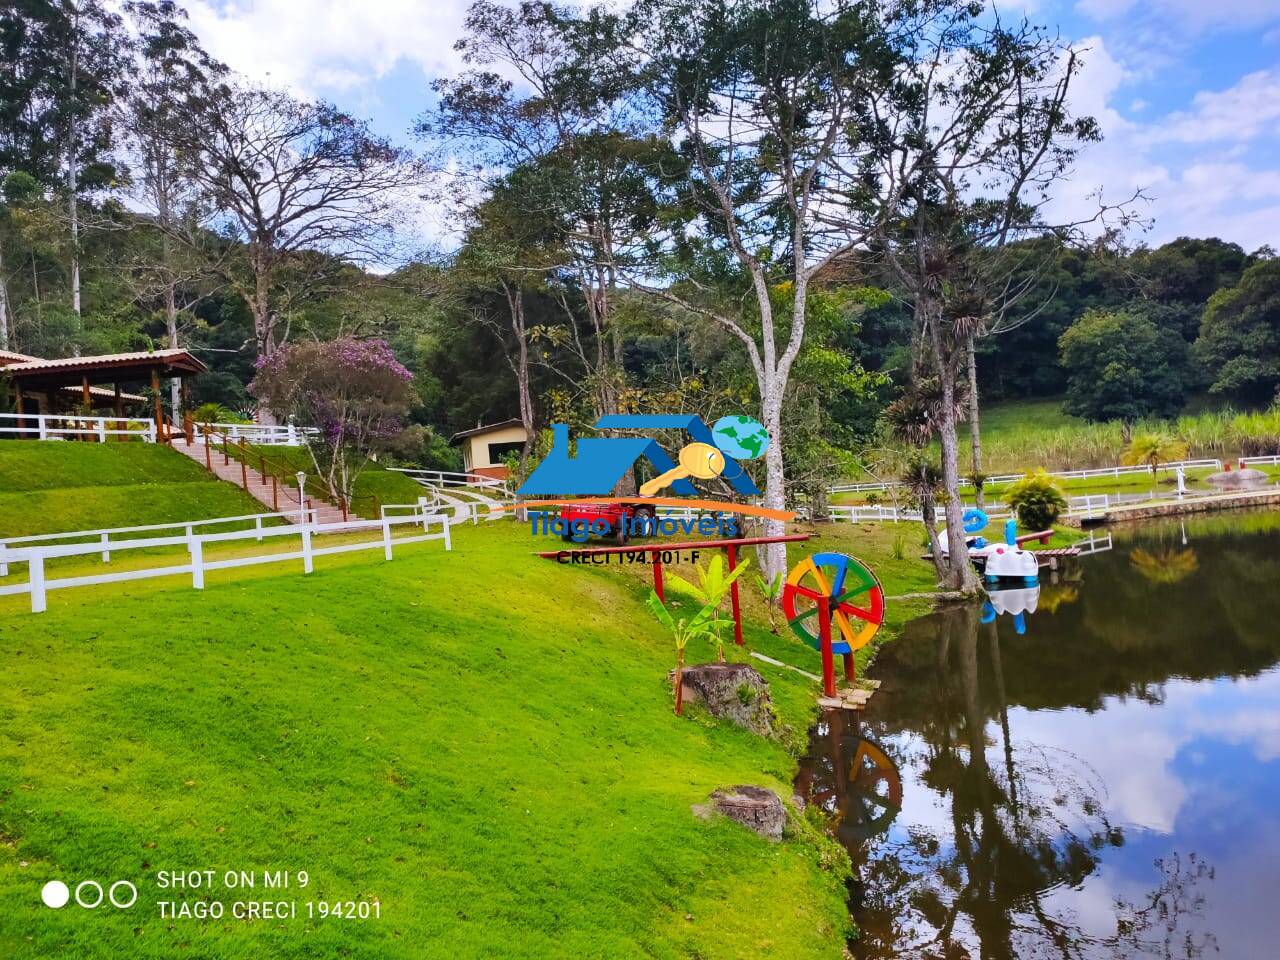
175, 436, 350, 526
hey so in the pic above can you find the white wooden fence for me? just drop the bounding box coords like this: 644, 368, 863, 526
0, 412, 157, 442
0, 509, 317, 577
192, 421, 316, 446
830, 458, 1225, 494
0, 508, 450, 614
389, 467, 510, 493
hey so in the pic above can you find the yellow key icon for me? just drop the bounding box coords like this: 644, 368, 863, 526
639, 442, 726, 497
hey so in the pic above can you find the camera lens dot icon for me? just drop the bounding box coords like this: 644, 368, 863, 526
41, 880, 70, 909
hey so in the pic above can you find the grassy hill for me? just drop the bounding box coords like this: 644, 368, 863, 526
0, 441, 268, 538
0, 516, 942, 959
0, 440, 952, 958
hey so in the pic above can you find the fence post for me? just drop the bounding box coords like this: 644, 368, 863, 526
382, 518, 393, 560
726, 545, 743, 646
146, 421, 156, 443
0, 542, 7, 578
29, 554, 46, 613
301, 526, 313, 573
37, 416, 48, 441
190, 538, 204, 589
100, 532, 110, 564
96, 420, 106, 443
255, 516, 263, 541
442, 516, 452, 551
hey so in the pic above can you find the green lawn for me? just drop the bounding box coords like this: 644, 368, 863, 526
0, 442, 268, 539
0, 516, 949, 959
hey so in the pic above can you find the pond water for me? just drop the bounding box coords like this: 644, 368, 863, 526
798, 509, 1280, 959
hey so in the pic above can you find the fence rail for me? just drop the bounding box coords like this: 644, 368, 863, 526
0, 412, 157, 442
0, 508, 450, 614
191, 421, 315, 446
389, 467, 510, 493
830, 458, 1225, 494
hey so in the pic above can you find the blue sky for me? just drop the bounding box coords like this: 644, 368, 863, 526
184, 0, 1280, 252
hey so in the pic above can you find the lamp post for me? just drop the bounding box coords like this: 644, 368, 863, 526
295, 472, 308, 526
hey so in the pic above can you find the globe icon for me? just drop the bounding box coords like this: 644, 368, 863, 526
712, 415, 770, 461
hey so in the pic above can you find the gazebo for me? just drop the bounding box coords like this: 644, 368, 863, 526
1, 348, 208, 441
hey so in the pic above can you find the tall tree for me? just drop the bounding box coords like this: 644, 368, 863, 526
180, 82, 421, 362
0, 1, 124, 340
424, 0, 658, 427
859, 6, 1130, 590
599, 0, 893, 581
117, 0, 225, 415
1195, 259, 1280, 404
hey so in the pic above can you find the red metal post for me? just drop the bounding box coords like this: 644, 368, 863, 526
653, 555, 665, 602
726, 544, 744, 646
817, 594, 836, 698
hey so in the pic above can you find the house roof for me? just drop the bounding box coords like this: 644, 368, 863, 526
451, 418, 526, 442
0, 349, 40, 366
1, 348, 208, 376
60, 384, 148, 403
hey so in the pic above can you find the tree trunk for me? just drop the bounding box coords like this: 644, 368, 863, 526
500, 283, 535, 472
967, 335, 984, 509
926, 304, 980, 593
67, 18, 81, 334
0, 246, 10, 351
921, 491, 947, 581
758, 383, 787, 584
166, 282, 182, 418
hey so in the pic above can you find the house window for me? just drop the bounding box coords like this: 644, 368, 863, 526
487, 441, 523, 466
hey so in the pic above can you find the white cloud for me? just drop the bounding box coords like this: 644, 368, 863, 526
1146, 69, 1280, 144
1044, 37, 1280, 251
184, 0, 469, 97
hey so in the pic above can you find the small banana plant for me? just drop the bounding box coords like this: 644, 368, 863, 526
647, 591, 725, 715
755, 571, 784, 634
663, 554, 751, 661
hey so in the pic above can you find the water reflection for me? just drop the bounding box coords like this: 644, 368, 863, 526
801, 510, 1280, 958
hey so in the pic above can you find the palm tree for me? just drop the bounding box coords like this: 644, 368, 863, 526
1121, 431, 1190, 480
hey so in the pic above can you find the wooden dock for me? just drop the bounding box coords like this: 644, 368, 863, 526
818, 680, 881, 712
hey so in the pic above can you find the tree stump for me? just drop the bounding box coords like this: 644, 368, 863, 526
695, 786, 786, 841
675, 662, 775, 736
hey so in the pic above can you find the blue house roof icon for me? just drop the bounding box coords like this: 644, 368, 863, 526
517, 417, 761, 497
518, 424, 695, 496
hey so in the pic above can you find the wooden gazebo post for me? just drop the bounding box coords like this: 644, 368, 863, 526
113, 383, 123, 442
13, 381, 26, 437
150, 367, 166, 443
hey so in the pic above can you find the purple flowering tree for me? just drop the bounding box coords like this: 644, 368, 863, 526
250, 338, 415, 505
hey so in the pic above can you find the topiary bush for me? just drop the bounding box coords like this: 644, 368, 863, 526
1006, 469, 1068, 531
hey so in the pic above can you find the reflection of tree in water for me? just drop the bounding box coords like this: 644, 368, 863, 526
829, 603, 1216, 959
1129, 547, 1199, 585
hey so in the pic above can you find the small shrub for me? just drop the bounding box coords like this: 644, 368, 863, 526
1006, 469, 1068, 531
736, 684, 757, 705
891, 532, 906, 560
864, 490, 883, 507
